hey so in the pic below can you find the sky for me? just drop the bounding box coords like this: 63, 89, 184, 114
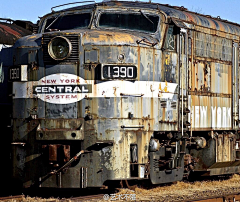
0, 0, 239, 24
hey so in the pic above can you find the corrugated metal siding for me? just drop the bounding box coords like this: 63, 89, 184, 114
195, 32, 232, 60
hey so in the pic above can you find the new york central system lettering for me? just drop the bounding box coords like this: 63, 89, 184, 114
34, 85, 92, 94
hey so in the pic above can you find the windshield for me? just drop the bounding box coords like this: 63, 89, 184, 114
99, 12, 159, 33
44, 13, 91, 32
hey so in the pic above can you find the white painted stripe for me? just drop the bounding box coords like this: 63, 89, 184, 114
13, 73, 178, 104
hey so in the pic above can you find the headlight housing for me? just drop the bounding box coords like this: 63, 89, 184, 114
48, 36, 72, 60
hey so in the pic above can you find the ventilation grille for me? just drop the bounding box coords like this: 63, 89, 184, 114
160, 100, 167, 108
42, 34, 79, 64
171, 101, 177, 109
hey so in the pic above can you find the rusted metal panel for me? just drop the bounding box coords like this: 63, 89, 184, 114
36, 129, 84, 140
189, 95, 232, 130
49, 145, 58, 162
190, 61, 232, 94
188, 56, 233, 130
162, 52, 178, 83
172, 9, 240, 35
194, 32, 232, 61
211, 63, 232, 94
216, 133, 235, 162
83, 30, 138, 46
47, 144, 71, 163
191, 132, 237, 172
207, 163, 240, 175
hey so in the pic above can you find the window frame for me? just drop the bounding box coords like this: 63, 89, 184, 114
95, 9, 161, 35
163, 24, 178, 52
40, 10, 94, 33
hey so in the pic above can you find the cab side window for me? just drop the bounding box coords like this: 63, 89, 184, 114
164, 25, 177, 51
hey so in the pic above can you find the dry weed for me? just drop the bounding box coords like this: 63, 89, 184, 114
3, 175, 240, 201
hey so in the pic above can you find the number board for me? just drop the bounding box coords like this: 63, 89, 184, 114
8, 65, 28, 82
102, 65, 137, 79
9, 66, 21, 81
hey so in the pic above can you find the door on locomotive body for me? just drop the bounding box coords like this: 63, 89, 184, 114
149, 20, 189, 185
160, 23, 179, 131
161, 19, 189, 134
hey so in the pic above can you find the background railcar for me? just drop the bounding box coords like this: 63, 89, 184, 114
3, 1, 240, 190
0, 18, 34, 195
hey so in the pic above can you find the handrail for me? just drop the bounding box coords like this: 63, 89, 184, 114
120, 93, 144, 97
51, 1, 95, 12
0, 18, 13, 23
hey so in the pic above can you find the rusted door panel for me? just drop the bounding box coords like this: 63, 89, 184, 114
160, 47, 179, 130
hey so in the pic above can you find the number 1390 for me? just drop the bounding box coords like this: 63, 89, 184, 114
109, 66, 134, 78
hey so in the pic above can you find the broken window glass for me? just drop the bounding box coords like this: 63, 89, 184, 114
99, 13, 159, 33
164, 25, 176, 51
44, 13, 91, 32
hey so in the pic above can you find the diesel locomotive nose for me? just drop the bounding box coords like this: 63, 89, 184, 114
8, 0, 240, 192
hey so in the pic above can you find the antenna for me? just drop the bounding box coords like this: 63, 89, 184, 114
51, 1, 95, 12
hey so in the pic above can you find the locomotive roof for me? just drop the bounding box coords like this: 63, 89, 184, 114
50, 1, 240, 36
0, 20, 32, 45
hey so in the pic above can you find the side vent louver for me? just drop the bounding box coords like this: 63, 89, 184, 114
171, 101, 177, 109
160, 100, 167, 108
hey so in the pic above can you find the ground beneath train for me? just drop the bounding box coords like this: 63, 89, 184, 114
3, 175, 240, 201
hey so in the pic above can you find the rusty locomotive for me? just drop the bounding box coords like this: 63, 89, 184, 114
2, 1, 240, 189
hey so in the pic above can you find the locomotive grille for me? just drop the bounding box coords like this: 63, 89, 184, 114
160, 100, 167, 108
42, 34, 79, 64
171, 101, 177, 109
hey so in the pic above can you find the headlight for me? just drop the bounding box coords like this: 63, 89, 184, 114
48, 36, 72, 60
